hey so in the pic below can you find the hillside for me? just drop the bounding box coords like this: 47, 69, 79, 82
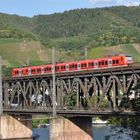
1, 38, 140, 68
1, 6, 140, 47
32, 6, 140, 49
0, 38, 58, 66
0, 13, 35, 40
0, 6, 140, 68
32, 6, 140, 38
0, 39, 81, 67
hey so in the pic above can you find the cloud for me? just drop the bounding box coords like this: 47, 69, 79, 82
88, 0, 140, 6
126, 1, 140, 6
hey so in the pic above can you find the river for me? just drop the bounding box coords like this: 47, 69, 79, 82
33, 125, 133, 140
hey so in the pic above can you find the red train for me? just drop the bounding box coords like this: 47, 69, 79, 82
11, 55, 133, 77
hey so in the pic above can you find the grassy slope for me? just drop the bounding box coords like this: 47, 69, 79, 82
1, 38, 140, 67
89, 44, 140, 62
0, 39, 50, 67
1, 7, 140, 67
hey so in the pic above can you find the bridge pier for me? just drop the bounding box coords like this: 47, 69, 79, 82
0, 115, 32, 140
50, 117, 93, 140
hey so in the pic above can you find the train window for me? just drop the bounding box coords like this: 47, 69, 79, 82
112, 60, 119, 64
88, 63, 91, 66
26, 69, 28, 72
46, 67, 50, 71
72, 64, 74, 68
72, 64, 76, 68
113, 60, 115, 64
102, 61, 104, 65
116, 60, 119, 64
81, 63, 86, 67
37, 68, 41, 72
105, 61, 108, 65
61, 66, 65, 69
99, 62, 101, 66
89, 62, 94, 66
15, 71, 19, 74
56, 66, 59, 70
31, 69, 35, 73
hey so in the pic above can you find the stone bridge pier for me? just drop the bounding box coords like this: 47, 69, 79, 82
0, 115, 32, 140
50, 117, 93, 140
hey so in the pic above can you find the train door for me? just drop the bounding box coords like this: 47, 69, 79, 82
28, 68, 31, 76
78, 63, 81, 71
41, 67, 44, 74
66, 64, 69, 71
19, 69, 22, 76
94, 61, 98, 68
108, 59, 112, 67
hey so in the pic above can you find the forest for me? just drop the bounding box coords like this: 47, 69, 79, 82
0, 6, 140, 50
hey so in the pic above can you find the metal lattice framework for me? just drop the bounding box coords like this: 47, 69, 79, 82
2, 66, 140, 115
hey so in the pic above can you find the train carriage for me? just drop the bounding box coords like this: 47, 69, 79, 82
11, 55, 133, 77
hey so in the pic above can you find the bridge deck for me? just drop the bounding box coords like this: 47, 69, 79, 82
3, 108, 140, 116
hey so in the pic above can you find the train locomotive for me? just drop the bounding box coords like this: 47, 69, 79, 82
11, 55, 133, 77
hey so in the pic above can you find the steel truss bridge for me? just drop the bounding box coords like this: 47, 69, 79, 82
2, 66, 140, 116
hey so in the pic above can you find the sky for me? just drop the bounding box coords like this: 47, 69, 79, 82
0, 0, 140, 17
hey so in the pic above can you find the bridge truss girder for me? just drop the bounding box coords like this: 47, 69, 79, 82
3, 71, 140, 112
